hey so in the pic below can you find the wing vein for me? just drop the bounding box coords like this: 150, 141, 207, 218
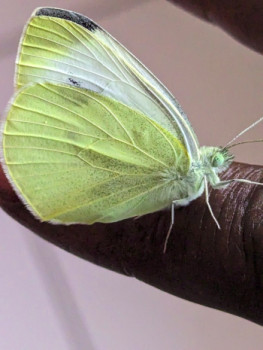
22, 35, 95, 60
4, 146, 76, 156
17, 72, 103, 91
11, 103, 90, 130
22, 91, 114, 138
29, 22, 74, 43
20, 53, 119, 81
19, 63, 115, 83
4, 132, 89, 149
8, 119, 103, 138
67, 20, 128, 81
49, 178, 169, 219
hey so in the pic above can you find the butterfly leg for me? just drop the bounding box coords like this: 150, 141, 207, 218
214, 178, 263, 188
204, 177, 221, 229
163, 198, 190, 253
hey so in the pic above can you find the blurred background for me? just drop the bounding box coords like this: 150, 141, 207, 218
1, 0, 263, 349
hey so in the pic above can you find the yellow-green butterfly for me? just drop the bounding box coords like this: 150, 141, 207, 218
1, 8, 262, 251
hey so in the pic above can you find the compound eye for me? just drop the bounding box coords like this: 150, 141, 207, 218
212, 152, 225, 168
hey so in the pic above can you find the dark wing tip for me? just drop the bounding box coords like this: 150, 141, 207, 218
35, 7, 98, 32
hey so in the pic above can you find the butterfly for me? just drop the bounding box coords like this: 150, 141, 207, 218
1, 7, 262, 251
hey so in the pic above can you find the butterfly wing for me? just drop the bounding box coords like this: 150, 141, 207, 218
16, 7, 200, 165
2, 83, 190, 224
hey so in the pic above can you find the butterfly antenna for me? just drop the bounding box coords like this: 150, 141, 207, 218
204, 177, 221, 230
225, 139, 263, 149
225, 116, 263, 148
163, 202, 175, 253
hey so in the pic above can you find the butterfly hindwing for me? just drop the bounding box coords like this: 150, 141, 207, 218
3, 83, 190, 224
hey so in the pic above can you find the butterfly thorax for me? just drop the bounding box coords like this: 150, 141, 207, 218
164, 146, 234, 205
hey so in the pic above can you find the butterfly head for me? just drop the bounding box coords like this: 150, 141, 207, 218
200, 146, 234, 174
195, 146, 233, 189
211, 147, 234, 172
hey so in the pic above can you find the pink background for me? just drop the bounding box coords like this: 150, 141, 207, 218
1, 0, 263, 349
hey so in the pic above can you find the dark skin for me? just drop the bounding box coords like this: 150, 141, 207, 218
168, 0, 263, 54
1, 0, 263, 326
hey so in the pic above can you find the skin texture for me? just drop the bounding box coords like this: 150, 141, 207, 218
168, 0, 263, 53
1, 0, 263, 325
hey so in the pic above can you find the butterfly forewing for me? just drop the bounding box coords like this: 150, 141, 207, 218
16, 7, 200, 165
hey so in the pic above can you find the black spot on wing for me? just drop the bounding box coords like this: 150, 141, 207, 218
35, 8, 98, 32
68, 78, 81, 87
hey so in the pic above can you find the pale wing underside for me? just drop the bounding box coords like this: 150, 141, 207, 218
3, 83, 189, 224
16, 7, 200, 163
